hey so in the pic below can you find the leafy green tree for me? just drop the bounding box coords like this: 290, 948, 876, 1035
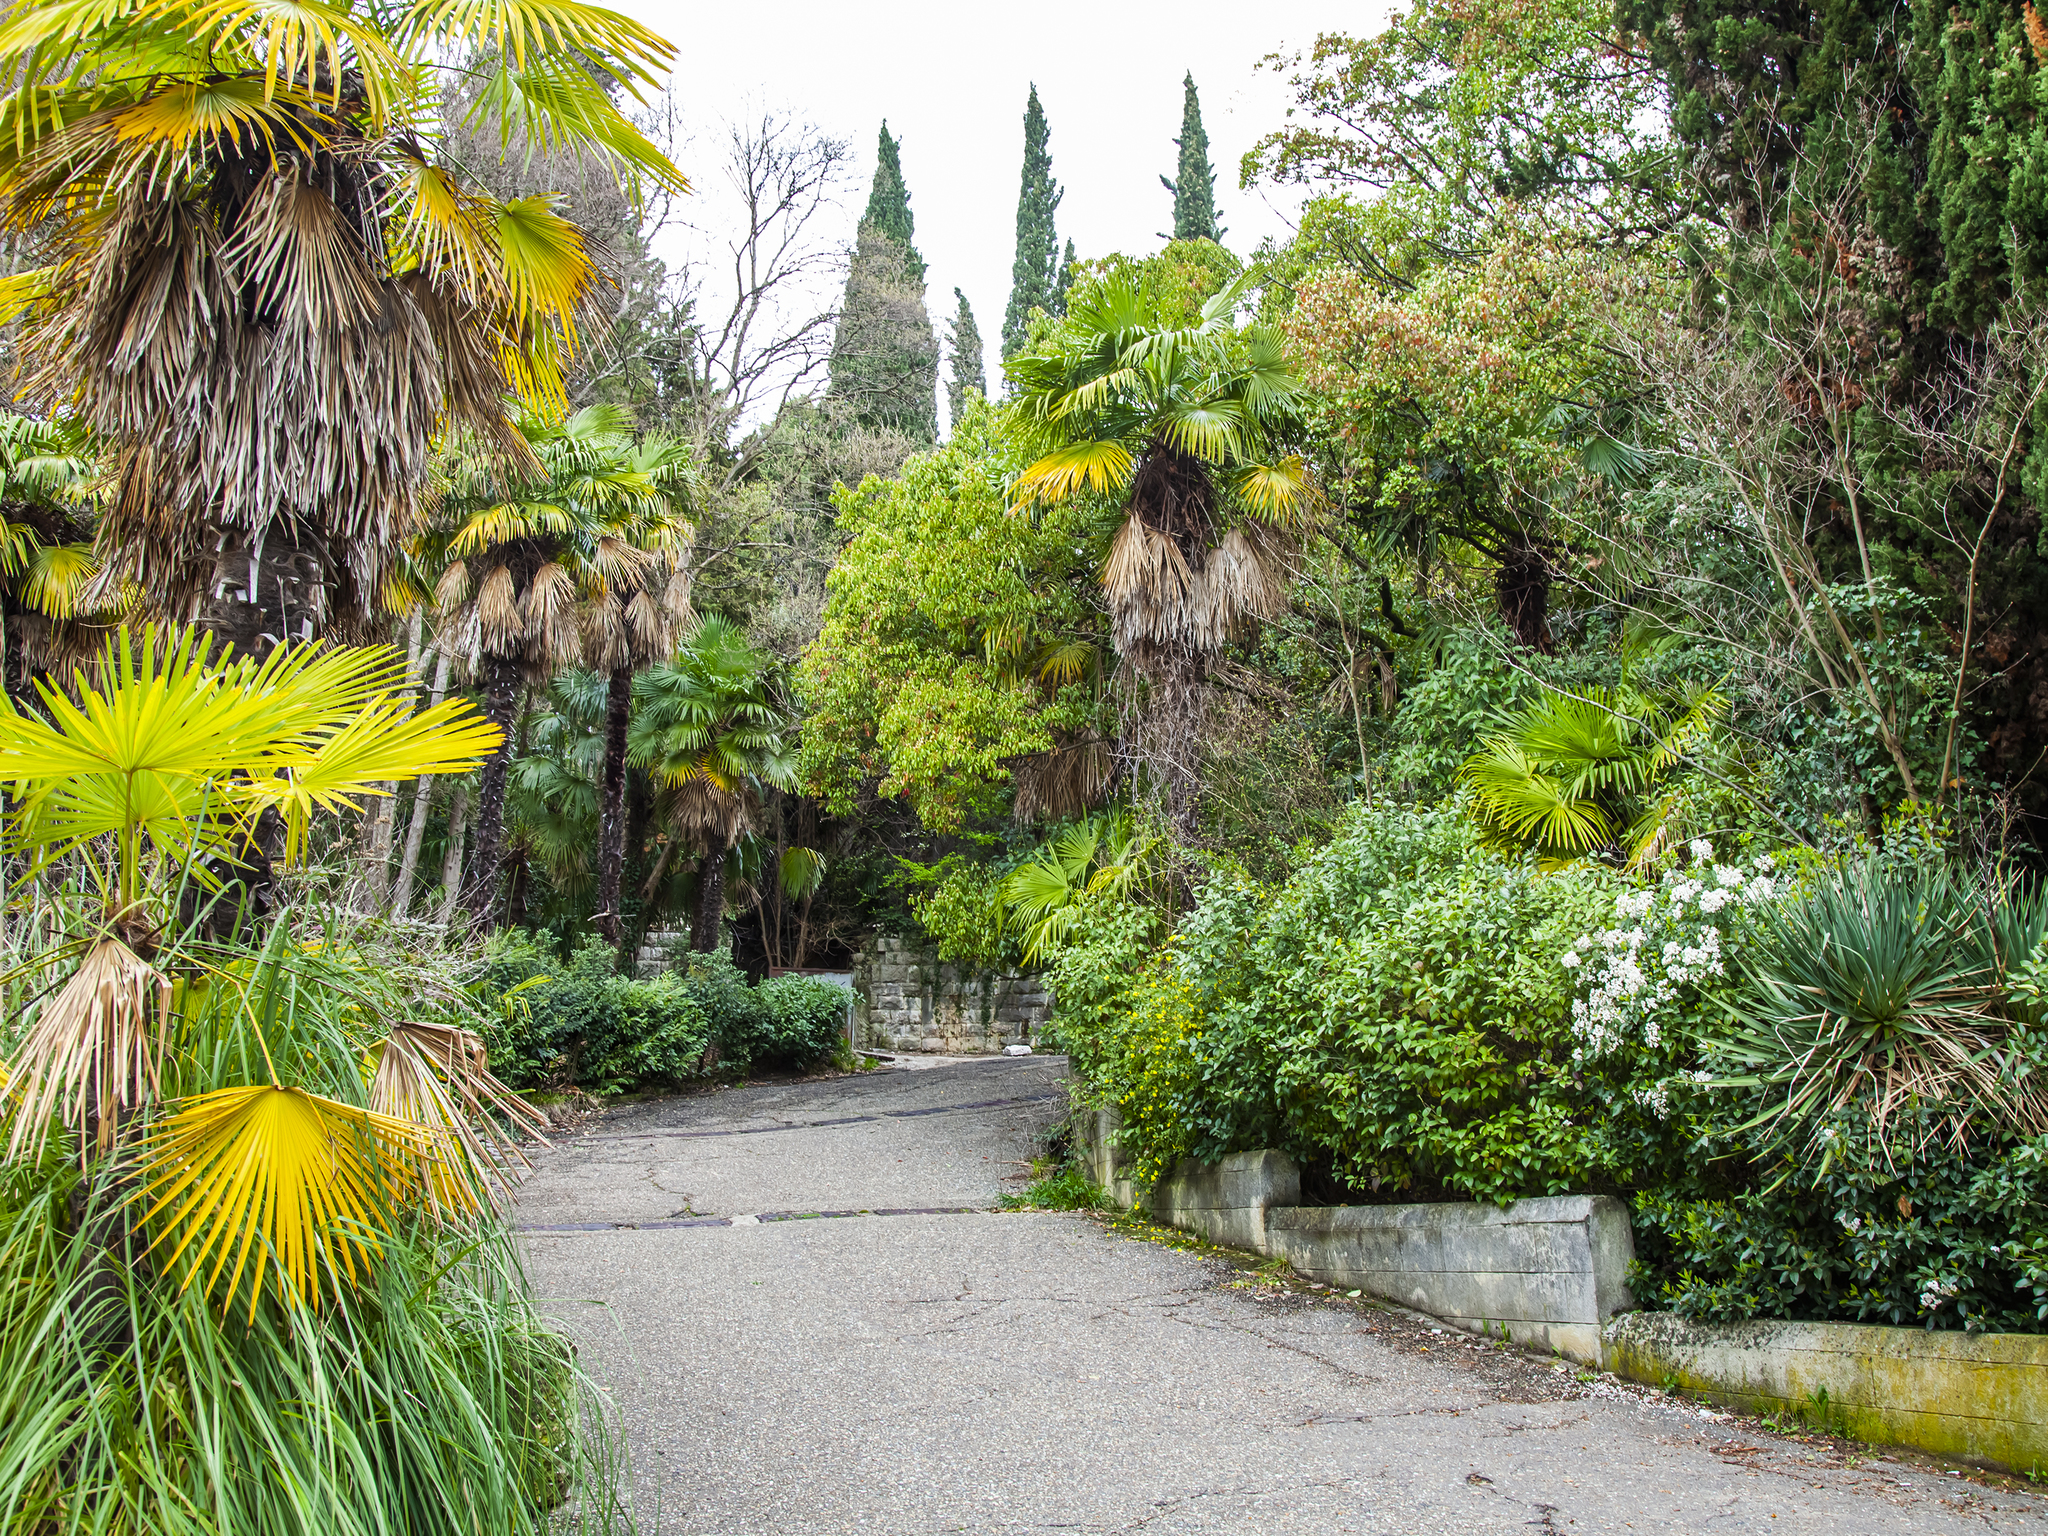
1616, 0, 2048, 819
1160, 72, 1223, 242
1241, 0, 1679, 249
829, 125, 939, 440
797, 400, 1106, 833
945, 289, 987, 428
1002, 86, 1066, 359
631, 616, 797, 950
0, 0, 683, 652
1285, 233, 1624, 650
1006, 272, 1313, 836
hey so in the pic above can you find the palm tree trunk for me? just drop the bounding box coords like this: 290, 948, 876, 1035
691, 835, 729, 952
1496, 534, 1554, 653
392, 646, 453, 918
438, 782, 470, 928
460, 653, 521, 926
195, 519, 336, 658
595, 664, 632, 946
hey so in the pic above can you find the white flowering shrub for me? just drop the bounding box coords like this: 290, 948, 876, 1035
1562, 840, 1780, 1120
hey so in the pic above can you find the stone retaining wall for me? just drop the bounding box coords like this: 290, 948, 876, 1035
853, 936, 1052, 1054
1080, 1108, 1636, 1368
1605, 1313, 2048, 1476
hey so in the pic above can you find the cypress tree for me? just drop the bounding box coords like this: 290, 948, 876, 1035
1001, 85, 1064, 359
863, 121, 924, 281
1159, 72, 1222, 242
945, 288, 985, 427
828, 124, 938, 440
1054, 239, 1077, 315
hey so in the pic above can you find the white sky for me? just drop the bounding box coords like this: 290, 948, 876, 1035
617, 0, 1390, 414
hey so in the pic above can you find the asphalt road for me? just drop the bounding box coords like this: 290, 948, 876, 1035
518, 1056, 2048, 1535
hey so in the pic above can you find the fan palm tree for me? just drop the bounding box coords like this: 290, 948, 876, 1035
629, 616, 797, 951
581, 437, 696, 945
1006, 271, 1313, 837
0, 0, 684, 654
0, 413, 121, 702
416, 407, 692, 925
1459, 681, 1725, 865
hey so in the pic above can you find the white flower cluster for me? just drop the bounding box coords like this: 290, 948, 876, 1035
1919, 1276, 1960, 1313
1564, 843, 1782, 1085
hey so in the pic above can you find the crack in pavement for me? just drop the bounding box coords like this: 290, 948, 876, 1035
576, 1091, 1063, 1145
517, 1204, 994, 1232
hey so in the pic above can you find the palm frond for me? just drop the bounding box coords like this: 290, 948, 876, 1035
140, 1085, 434, 1322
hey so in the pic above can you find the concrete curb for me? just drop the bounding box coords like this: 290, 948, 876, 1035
1604, 1312, 2048, 1475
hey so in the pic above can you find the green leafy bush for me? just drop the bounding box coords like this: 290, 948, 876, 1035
482, 933, 710, 1093
757, 973, 854, 1070
481, 939, 849, 1089
1060, 804, 1666, 1202
1633, 1104, 2048, 1332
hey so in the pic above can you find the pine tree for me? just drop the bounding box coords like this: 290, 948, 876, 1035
1159, 72, 1222, 242
1001, 86, 1064, 359
945, 288, 985, 426
829, 124, 938, 440
863, 121, 924, 281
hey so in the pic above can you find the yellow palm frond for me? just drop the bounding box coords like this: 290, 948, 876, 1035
399, 0, 675, 82
16, 544, 103, 618
140, 1084, 437, 1321
495, 194, 595, 342
1011, 440, 1134, 506
1229, 455, 1319, 525
178, 1, 411, 116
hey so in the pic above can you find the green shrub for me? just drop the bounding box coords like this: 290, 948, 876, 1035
1060, 804, 1656, 1201
757, 974, 854, 1070
1633, 1104, 2048, 1332
482, 933, 710, 1093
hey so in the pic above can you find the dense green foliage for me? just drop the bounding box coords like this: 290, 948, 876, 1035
481, 934, 849, 1091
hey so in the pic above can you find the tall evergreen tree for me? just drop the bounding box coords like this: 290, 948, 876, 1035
1054, 239, 1077, 314
1160, 71, 1222, 241
945, 288, 985, 427
1002, 86, 1064, 359
829, 124, 939, 440
863, 121, 924, 281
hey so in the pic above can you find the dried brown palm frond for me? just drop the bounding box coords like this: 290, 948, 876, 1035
368, 1021, 547, 1216
433, 558, 472, 613
583, 592, 632, 671
522, 561, 579, 664
1103, 513, 1193, 652
474, 563, 523, 652
4, 936, 169, 1161
1012, 736, 1116, 823
1188, 524, 1290, 646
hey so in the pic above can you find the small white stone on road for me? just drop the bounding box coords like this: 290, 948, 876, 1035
1004, 1043, 1032, 1055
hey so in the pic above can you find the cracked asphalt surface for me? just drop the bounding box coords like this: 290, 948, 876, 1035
518, 1056, 2048, 1535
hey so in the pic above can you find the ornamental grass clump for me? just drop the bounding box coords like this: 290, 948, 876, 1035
0, 626, 631, 1533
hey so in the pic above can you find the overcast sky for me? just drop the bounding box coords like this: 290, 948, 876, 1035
617, 0, 1390, 418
